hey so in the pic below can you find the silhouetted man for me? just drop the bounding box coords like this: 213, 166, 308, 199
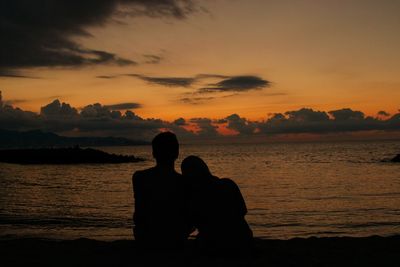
132, 132, 189, 249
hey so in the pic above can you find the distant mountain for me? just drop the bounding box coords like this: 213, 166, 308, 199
0, 129, 149, 148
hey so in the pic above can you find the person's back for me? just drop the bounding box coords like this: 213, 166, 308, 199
132, 132, 189, 249
191, 177, 253, 251
181, 156, 253, 254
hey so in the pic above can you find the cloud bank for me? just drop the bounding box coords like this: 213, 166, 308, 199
1, 98, 399, 141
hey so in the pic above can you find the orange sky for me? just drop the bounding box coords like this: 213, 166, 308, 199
1, 0, 400, 122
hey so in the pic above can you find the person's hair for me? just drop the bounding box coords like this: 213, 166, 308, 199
181, 155, 212, 178
152, 131, 179, 162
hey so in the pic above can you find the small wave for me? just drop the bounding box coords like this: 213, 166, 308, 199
335, 222, 400, 229
0, 215, 132, 228
347, 160, 378, 164
250, 222, 303, 228
291, 161, 332, 164
302, 196, 354, 201
310, 230, 348, 235
358, 192, 400, 197
255, 207, 394, 217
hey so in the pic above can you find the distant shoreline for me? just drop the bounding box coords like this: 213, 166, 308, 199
0, 129, 149, 149
1, 235, 399, 266
0, 147, 145, 164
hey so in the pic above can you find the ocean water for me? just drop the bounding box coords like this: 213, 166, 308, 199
1, 141, 400, 240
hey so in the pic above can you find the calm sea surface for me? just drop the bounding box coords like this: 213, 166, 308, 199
1, 141, 400, 240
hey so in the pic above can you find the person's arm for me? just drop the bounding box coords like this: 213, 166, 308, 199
182, 180, 196, 238
132, 172, 144, 239
223, 178, 248, 216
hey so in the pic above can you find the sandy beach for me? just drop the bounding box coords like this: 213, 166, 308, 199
1, 235, 399, 267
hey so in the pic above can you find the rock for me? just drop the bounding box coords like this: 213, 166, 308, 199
391, 154, 400, 162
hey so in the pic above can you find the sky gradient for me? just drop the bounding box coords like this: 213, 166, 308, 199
1, 0, 399, 141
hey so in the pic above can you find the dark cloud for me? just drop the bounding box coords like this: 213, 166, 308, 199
143, 54, 163, 64
0, 104, 42, 130
0, 69, 39, 78
97, 73, 211, 87
0, 96, 198, 140
116, 0, 198, 19
215, 118, 227, 124
286, 108, 330, 122
179, 93, 241, 104
80, 103, 118, 118
131, 74, 196, 87
0, 0, 196, 74
189, 118, 218, 136
377, 110, 390, 117
389, 113, 400, 124
0, 100, 165, 139
96, 75, 117, 79
179, 96, 216, 104
173, 117, 187, 126
224, 114, 257, 135
104, 102, 142, 110
41, 100, 78, 117
200, 76, 271, 93
95, 73, 273, 98
195, 74, 231, 79
256, 108, 332, 134
141, 76, 195, 87
258, 108, 400, 134
96, 73, 196, 87
328, 108, 365, 121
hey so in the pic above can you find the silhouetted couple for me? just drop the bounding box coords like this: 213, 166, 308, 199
132, 132, 253, 255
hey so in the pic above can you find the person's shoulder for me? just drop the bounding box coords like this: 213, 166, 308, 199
174, 171, 183, 178
219, 178, 240, 191
219, 177, 237, 186
171, 171, 184, 184
132, 167, 156, 180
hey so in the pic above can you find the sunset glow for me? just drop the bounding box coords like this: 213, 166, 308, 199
1, 0, 399, 141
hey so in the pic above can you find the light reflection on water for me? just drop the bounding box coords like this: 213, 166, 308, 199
0, 141, 400, 240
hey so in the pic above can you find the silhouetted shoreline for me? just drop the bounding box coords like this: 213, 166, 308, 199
0, 129, 149, 148
1, 236, 399, 266
0, 147, 145, 164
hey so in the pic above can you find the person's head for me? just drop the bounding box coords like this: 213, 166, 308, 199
181, 155, 212, 179
152, 131, 179, 164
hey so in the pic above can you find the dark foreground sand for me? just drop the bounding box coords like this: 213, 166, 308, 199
1, 236, 399, 267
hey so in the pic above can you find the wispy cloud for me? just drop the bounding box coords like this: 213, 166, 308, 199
179, 93, 238, 104
104, 102, 142, 110
195, 74, 231, 79
179, 96, 216, 104
200, 76, 271, 93
136, 75, 196, 87
96, 73, 272, 93
0, 70, 40, 79
96, 75, 117, 79
143, 54, 163, 64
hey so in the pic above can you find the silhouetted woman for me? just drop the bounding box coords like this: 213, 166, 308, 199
181, 155, 253, 255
